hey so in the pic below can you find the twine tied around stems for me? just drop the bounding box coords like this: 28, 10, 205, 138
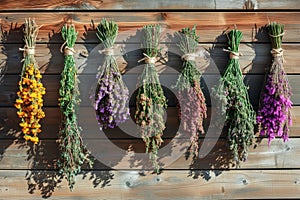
60, 40, 76, 56
19, 46, 35, 56
268, 32, 285, 38
270, 47, 284, 57
223, 49, 242, 59
181, 53, 197, 61
138, 53, 157, 64
99, 47, 114, 56
269, 29, 285, 60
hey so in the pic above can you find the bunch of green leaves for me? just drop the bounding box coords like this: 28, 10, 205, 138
58, 24, 93, 191
135, 24, 167, 173
173, 26, 207, 157
212, 29, 256, 166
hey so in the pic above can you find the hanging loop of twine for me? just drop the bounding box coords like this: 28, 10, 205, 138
60, 40, 76, 56
138, 53, 157, 64
271, 47, 284, 57
19, 46, 35, 56
223, 49, 242, 59
64, 47, 76, 56
99, 47, 114, 56
181, 53, 196, 61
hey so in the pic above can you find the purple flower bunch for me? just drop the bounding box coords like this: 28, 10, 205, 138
177, 85, 207, 156
94, 19, 130, 130
257, 22, 293, 145
95, 64, 129, 130
173, 26, 207, 157
257, 70, 292, 144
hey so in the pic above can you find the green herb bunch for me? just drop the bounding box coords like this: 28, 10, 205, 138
212, 29, 256, 166
135, 24, 167, 173
173, 26, 207, 157
58, 24, 93, 191
94, 18, 129, 130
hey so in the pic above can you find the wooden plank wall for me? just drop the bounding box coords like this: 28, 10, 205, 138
0, 1, 299, 199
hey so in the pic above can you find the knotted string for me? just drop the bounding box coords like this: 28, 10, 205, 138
223, 49, 242, 59
19, 46, 35, 62
181, 53, 197, 61
19, 46, 35, 55
270, 48, 284, 57
138, 53, 157, 64
99, 47, 114, 56
268, 32, 285, 38
60, 40, 76, 56
268, 32, 285, 59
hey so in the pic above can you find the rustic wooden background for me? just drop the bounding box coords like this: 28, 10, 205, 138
0, 0, 300, 199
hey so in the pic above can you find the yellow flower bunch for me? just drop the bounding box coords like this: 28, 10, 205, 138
15, 63, 46, 144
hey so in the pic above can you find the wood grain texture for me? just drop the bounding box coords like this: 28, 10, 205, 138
0, 169, 300, 199
0, 0, 299, 10
0, 3, 299, 199
0, 12, 299, 43
0, 138, 298, 170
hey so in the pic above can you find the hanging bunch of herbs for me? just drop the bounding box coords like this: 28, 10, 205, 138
257, 22, 292, 144
94, 18, 129, 130
212, 29, 256, 166
15, 19, 46, 144
135, 24, 167, 173
58, 24, 93, 190
173, 26, 207, 157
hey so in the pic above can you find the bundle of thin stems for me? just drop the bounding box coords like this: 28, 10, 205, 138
15, 19, 46, 144
95, 18, 129, 130
173, 26, 207, 157
135, 24, 167, 173
212, 29, 256, 166
58, 24, 93, 191
257, 22, 292, 144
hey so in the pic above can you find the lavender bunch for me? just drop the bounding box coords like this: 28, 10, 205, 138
135, 24, 167, 173
257, 22, 292, 144
94, 19, 129, 130
212, 29, 256, 166
173, 26, 207, 157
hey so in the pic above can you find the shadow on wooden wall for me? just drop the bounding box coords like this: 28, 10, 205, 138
21, 30, 62, 199
0, 23, 23, 161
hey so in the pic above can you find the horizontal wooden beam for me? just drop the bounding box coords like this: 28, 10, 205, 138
0, 136, 299, 170
1, 43, 299, 75
0, 12, 299, 43
0, 0, 299, 10
0, 74, 299, 107
1, 106, 300, 139
0, 169, 300, 199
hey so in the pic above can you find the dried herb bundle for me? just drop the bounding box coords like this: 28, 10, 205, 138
173, 26, 207, 157
15, 19, 46, 144
257, 22, 292, 144
212, 29, 256, 166
95, 18, 129, 130
135, 24, 167, 173
58, 24, 93, 190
